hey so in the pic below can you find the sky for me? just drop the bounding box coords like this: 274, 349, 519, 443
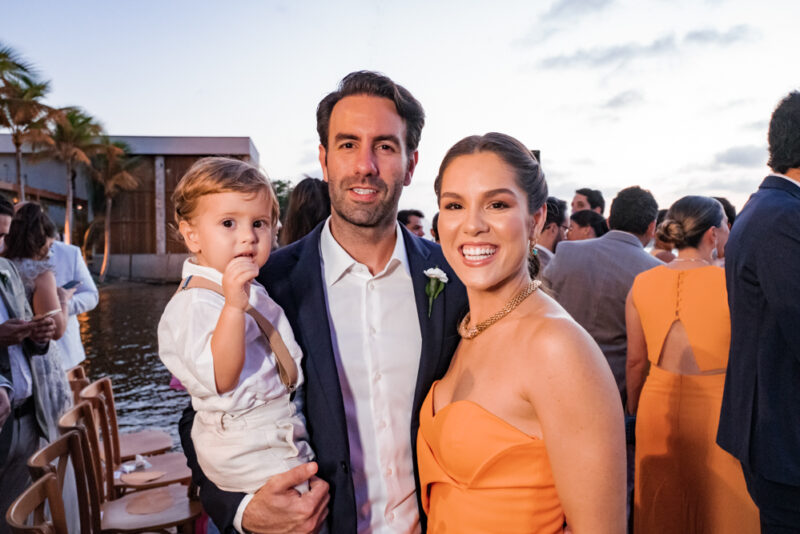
2, 0, 798, 226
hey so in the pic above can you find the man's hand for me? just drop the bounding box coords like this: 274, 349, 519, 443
242, 462, 330, 534
0, 388, 11, 428
28, 316, 56, 344
0, 319, 33, 346
222, 256, 259, 311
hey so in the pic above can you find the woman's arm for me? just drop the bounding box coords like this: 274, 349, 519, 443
528, 318, 626, 534
625, 290, 649, 415
32, 270, 69, 339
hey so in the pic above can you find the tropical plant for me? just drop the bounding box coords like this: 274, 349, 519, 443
0, 42, 33, 83
37, 107, 103, 243
90, 138, 139, 281
0, 71, 58, 201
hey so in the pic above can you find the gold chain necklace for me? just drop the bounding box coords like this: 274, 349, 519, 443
458, 279, 542, 340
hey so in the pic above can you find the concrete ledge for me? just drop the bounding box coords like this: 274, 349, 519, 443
90, 253, 189, 282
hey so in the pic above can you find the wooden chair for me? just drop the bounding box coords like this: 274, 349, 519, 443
80, 377, 172, 461
47, 405, 201, 533
5, 473, 68, 534
65, 365, 86, 381
58, 399, 190, 499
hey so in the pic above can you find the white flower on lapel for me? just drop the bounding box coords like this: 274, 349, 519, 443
424, 267, 448, 317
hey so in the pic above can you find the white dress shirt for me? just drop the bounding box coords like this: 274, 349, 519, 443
320, 219, 423, 534
49, 241, 99, 369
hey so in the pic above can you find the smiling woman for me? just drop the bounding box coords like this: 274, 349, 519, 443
417, 133, 627, 534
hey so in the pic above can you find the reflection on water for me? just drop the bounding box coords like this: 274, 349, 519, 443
80, 282, 188, 450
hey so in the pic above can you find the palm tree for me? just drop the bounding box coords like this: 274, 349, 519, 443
0, 73, 57, 200
91, 138, 138, 281
0, 42, 33, 83
39, 107, 102, 243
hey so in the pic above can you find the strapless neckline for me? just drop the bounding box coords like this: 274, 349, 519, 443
418, 380, 565, 533
429, 380, 540, 441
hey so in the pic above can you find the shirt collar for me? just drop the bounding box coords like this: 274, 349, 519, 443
320, 217, 411, 287
772, 173, 800, 190
534, 244, 554, 261
182, 258, 224, 285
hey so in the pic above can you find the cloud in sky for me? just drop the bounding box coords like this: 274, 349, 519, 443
515, 0, 614, 46
603, 90, 643, 108
541, 0, 614, 22
713, 145, 766, 167
538, 25, 756, 69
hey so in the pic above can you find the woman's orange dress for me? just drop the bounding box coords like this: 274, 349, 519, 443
631, 265, 758, 534
417, 381, 565, 534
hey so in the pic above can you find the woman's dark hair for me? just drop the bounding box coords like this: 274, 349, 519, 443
768, 91, 800, 174
657, 196, 724, 250
279, 177, 331, 246
317, 71, 425, 156
434, 132, 547, 277
3, 202, 58, 260
712, 197, 736, 227
570, 210, 609, 238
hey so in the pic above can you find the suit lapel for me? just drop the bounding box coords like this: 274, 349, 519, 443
287, 228, 348, 432
403, 229, 447, 415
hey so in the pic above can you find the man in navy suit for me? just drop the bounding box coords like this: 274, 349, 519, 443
718, 90, 800, 531
180, 71, 466, 534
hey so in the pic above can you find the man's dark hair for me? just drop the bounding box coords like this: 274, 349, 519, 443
544, 197, 567, 228
316, 71, 425, 156
608, 186, 658, 235
0, 196, 13, 217
571, 210, 609, 237
397, 209, 424, 226
576, 188, 605, 212
768, 91, 800, 174
713, 196, 736, 227
431, 212, 439, 242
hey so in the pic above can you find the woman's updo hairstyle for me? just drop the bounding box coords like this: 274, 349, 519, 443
433, 132, 547, 277
657, 196, 724, 250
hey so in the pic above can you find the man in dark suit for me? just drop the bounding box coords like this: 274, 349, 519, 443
179, 71, 467, 533
0, 256, 57, 534
718, 90, 800, 531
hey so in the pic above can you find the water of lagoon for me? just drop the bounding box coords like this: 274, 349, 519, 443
80, 282, 187, 450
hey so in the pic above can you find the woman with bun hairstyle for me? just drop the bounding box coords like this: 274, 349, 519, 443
625, 196, 757, 533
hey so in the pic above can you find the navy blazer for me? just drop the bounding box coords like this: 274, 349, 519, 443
718, 175, 800, 486
179, 223, 467, 533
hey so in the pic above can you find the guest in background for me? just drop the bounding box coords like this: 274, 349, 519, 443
49, 239, 98, 370
626, 196, 756, 534
567, 209, 609, 241
713, 197, 736, 229
397, 208, 425, 237
535, 196, 567, 269
572, 187, 604, 215
0, 197, 12, 252
650, 209, 676, 263
430, 212, 439, 242
279, 176, 330, 246
718, 90, 800, 532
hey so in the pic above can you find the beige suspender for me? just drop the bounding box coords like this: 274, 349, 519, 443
177, 275, 298, 393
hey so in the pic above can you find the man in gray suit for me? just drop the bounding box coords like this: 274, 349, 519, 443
0, 257, 57, 534
543, 185, 661, 405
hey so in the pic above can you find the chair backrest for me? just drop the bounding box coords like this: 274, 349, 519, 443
68, 377, 89, 405
65, 365, 86, 381
5, 473, 68, 534
58, 400, 115, 505
27, 428, 101, 533
79, 377, 122, 465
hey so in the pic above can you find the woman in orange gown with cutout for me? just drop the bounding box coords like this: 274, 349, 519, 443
626, 195, 758, 534
417, 133, 626, 534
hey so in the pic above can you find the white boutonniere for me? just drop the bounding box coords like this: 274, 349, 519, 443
424, 267, 448, 317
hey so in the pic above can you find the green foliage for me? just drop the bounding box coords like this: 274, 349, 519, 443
271, 178, 294, 222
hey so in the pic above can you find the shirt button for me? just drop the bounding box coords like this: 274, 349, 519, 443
387, 512, 395, 522
386, 467, 393, 476
378, 420, 387, 429
369, 326, 376, 335
374, 372, 382, 382
368, 282, 375, 290
340, 461, 349, 473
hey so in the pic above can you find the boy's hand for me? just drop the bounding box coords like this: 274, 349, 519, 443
222, 256, 259, 311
